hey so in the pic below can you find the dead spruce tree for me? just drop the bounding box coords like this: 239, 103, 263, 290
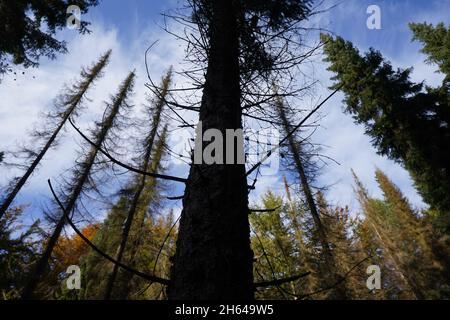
82, 124, 169, 300
0, 51, 111, 219
167, 0, 315, 299
21, 71, 135, 299
275, 96, 348, 299
103, 70, 172, 300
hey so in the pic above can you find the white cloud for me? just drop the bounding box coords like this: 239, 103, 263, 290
2, 1, 444, 225
0, 21, 189, 222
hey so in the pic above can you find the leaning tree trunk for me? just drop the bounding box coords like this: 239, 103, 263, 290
168, 0, 254, 299
277, 102, 348, 299
0, 51, 110, 219
103, 72, 170, 300
21, 72, 134, 300
104, 127, 167, 300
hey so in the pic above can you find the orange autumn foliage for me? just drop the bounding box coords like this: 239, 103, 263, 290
52, 224, 99, 268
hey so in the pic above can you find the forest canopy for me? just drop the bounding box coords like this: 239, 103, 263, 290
0, 0, 449, 303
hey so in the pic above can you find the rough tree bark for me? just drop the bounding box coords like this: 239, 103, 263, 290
168, 0, 254, 299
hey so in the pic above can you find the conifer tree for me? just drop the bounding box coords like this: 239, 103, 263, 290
282, 177, 316, 297
276, 96, 347, 299
169, 0, 314, 299
82, 127, 169, 299
21, 71, 135, 299
102, 70, 172, 300
140, 210, 177, 300
250, 191, 299, 299
321, 29, 450, 226
0, 0, 99, 75
352, 217, 401, 299
104, 127, 169, 299
409, 22, 450, 82
82, 71, 171, 299
0, 206, 41, 299
37, 223, 98, 299
353, 170, 450, 299
0, 51, 111, 219
353, 171, 419, 299
374, 170, 449, 298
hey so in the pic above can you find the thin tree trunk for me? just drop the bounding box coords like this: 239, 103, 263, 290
168, 0, 254, 299
103, 71, 170, 299
277, 102, 348, 299
283, 176, 314, 296
0, 51, 110, 219
367, 219, 420, 299
21, 71, 134, 300
104, 127, 167, 300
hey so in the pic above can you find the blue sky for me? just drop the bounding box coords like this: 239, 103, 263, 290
0, 0, 449, 228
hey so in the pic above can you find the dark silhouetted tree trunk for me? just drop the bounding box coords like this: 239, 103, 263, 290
168, 0, 254, 299
277, 100, 348, 299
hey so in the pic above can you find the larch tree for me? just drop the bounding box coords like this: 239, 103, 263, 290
140, 210, 178, 300
39, 223, 99, 299
374, 169, 449, 299
353, 171, 419, 299
102, 70, 172, 300
352, 218, 391, 299
353, 170, 450, 299
282, 177, 316, 298
313, 193, 360, 299
0, 50, 111, 219
21, 71, 135, 300
82, 126, 169, 300
114, 127, 170, 299
250, 191, 300, 299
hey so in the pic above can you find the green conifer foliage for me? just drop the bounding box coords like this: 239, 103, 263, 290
0, 0, 99, 74
409, 23, 450, 80
321, 31, 450, 226
0, 207, 41, 299
250, 191, 302, 299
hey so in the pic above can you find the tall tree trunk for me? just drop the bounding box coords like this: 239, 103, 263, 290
0, 51, 110, 219
21, 71, 134, 300
103, 70, 170, 300
168, 0, 254, 299
283, 176, 315, 296
104, 126, 167, 300
277, 102, 348, 299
